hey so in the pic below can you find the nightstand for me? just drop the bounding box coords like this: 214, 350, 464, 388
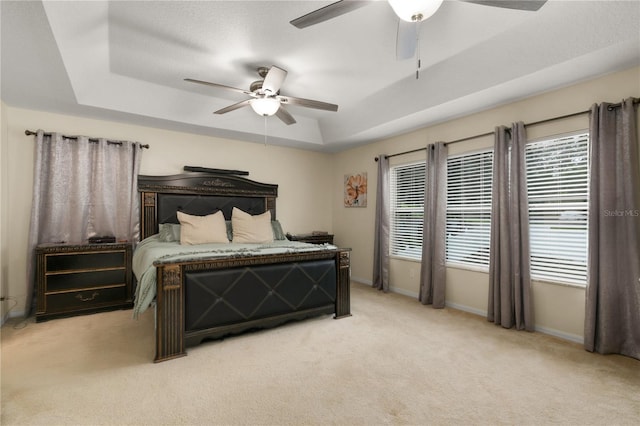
35, 243, 133, 322
286, 233, 334, 245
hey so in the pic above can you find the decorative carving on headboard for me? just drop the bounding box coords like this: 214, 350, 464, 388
138, 172, 277, 197
143, 192, 156, 206
141, 191, 158, 240
202, 179, 234, 188
137, 173, 278, 240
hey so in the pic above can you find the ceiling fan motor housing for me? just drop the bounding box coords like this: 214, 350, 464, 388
250, 80, 263, 93
256, 66, 271, 78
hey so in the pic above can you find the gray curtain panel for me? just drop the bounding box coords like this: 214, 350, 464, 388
488, 123, 534, 330
419, 143, 447, 307
584, 98, 640, 360
373, 154, 390, 292
25, 130, 144, 314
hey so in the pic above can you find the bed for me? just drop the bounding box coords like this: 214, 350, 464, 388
134, 172, 351, 362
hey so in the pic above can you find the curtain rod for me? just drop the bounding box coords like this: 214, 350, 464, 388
607, 98, 640, 110
25, 130, 150, 149
374, 106, 600, 162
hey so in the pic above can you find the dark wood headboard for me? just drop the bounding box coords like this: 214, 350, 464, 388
138, 173, 278, 240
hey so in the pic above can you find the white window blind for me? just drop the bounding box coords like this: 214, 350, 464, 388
390, 162, 425, 260
446, 150, 494, 268
525, 132, 589, 285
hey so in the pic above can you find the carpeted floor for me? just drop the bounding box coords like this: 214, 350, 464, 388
1, 282, 639, 425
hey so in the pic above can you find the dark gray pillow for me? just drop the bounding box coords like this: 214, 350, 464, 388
271, 220, 286, 240
158, 223, 181, 242
225, 221, 233, 241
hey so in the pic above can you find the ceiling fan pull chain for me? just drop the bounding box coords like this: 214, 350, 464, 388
415, 21, 422, 80
264, 116, 268, 146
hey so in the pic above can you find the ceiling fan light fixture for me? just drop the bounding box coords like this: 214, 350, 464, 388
388, 0, 443, 22
250, 97, 280, 116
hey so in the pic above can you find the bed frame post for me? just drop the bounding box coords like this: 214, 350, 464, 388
335, 249, 352, 319
141, 191, 158, 239
154, 264, 186, 362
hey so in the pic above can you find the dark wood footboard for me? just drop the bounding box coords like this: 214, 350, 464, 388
154, 249, 351, 363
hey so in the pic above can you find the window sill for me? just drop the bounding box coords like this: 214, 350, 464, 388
390, 255, 422, 263
393, 260, 588, 289
531, 278, 586, 290
445, 262, 489, 274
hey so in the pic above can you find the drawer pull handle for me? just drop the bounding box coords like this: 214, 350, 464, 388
75, 292, 99, 302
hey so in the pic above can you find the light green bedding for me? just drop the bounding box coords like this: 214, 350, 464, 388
132, 235, 337, 318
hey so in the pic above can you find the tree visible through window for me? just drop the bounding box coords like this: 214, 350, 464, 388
526, 132, 589, 285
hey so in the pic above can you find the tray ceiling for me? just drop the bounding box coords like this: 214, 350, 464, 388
2, 1, 639, 152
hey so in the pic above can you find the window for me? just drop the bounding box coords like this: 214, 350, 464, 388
390, 162, 425, 260
446, 150, 494, 269
525, 132, 589, 285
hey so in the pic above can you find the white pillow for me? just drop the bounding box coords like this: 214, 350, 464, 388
177, 211, 229, 245
231, 207, 274, 243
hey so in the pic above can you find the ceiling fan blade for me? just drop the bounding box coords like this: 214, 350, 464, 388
290, 0, 373, 28
459, 0, 547, 12
185, 78, 253, 96
275, 106, 296, 126
278, 95, 338, 112
262, 66, 287, 95
214, 99, 251, 115
396, 20, 417, 61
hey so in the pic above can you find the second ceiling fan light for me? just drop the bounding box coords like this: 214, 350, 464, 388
387, 0, 444, 22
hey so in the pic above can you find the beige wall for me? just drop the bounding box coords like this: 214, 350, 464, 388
332, 66, 640, 343
3, 108, 334, 317
2, 66, 639, 339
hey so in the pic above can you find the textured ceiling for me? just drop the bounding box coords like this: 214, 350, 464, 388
2, 1, 639, 152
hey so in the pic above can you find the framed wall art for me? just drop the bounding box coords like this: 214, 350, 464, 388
344, 172, 367, 207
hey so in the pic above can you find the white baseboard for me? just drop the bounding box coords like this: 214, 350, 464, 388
1, 309, 25, 326
351, 278, 584, 345
444, 301, 584, 344
446, 301, 584, 344
389, 286, 418, 299
534, 325, 584, 345
352, 277, 420, 300
351, 276, 372, 286
445, 301, 487, 317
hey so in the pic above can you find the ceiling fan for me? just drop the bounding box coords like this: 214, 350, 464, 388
185, 66, 338, 125
290, 0, 548, 60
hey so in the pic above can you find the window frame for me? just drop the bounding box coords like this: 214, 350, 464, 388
525, 130, 590, 287
389, 160, 426, 262
445, 148, 494, 271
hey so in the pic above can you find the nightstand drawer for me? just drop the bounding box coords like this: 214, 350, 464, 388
46, 251, 125, 272
46, 286, 128, 313
46, 269, 126, 292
